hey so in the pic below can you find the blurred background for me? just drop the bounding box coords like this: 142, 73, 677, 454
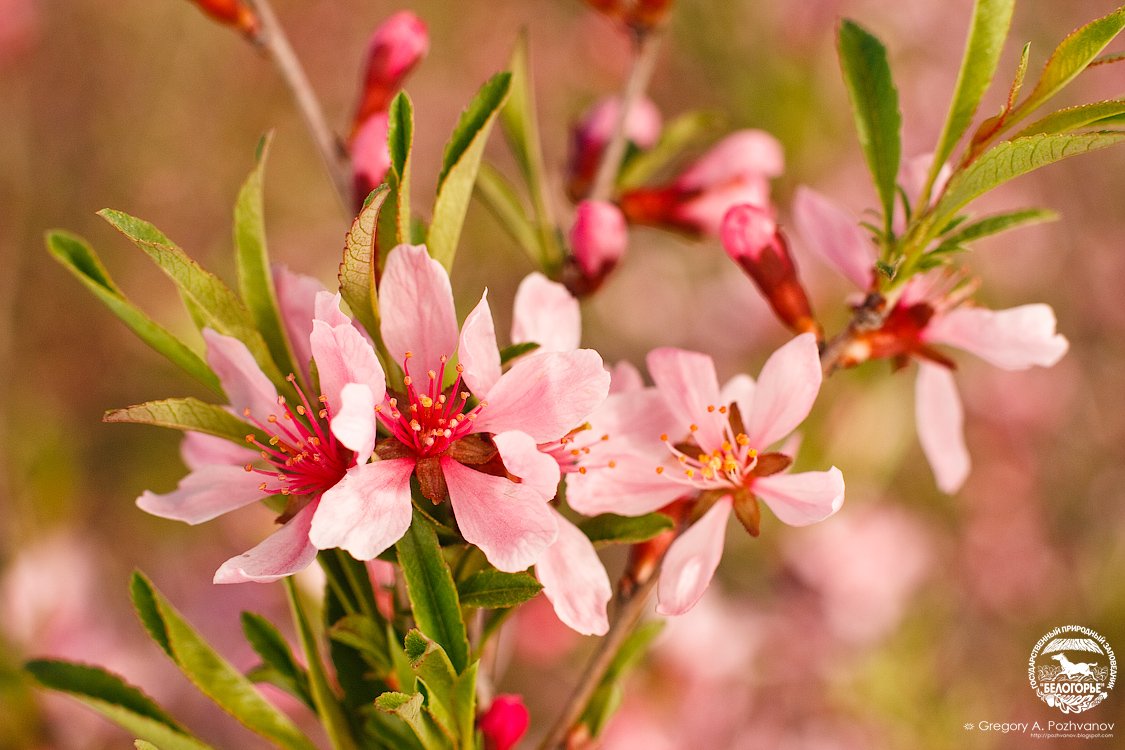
2, 0, 1124, 747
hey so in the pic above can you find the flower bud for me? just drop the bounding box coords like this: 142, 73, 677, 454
187, 0, 259, 39
566, 96, 662, 201
721, 203, 820, 337
583, 0, 675, 32
351, 11, 429, 135
565, 200, 628, 296
619, 129, 783, 237
351, 112, 391, 211
479, 694, 530, 750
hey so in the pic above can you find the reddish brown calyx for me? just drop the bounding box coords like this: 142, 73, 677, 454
188, 0, 260, 40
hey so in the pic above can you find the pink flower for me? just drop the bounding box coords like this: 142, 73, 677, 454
619, 130, 783, 237
478, 694, 530, 750
566, 200, 628, 296
792, 187, 1069, 493
312, 246, 612, 573
568, 334, 844, 615
567, 95, 663, 200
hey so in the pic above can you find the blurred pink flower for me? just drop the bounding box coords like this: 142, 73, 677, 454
567, 95, 663, 199
315, 246, 611, 574
478, 694, 530, 750
566, 199, 628, 296
619, 130, 783, 237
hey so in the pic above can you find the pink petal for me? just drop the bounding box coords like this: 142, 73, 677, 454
493, 430, 561, 500
458, 291, 502, 397
181, 431, 256, 471
792, 186, 875, 290
272, 266, 330, 379
656, 497, 732, 616
578, 96, 663, 151
677, 177, 772, 238
310, 319, 386, 417
331, 382, 378, 458
137, 465, 265, 524
214, 502, 319, 583
442, 458, 558, 572
309, 458, 416, 559
645, 347, 725, 453
923, 304, 1069, 371
565, 455, 686, 516
537, 511, 611, 635
313, 290, 353, 329
753, 467, 845, 526
609, 360, 644, 394
586, 388, 677, 450
474, 350, 610, 443
898, 152, 951, 210
203, 329, 278, 423
914, 363, 970, 494
720, 374, 756, 426
744, 333, 822, 449
379, 244, 459, 372
511, 273, 582, 353
677, 130, 785, 189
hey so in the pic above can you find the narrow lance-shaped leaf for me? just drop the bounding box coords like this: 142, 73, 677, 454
98, 209, 284, 385
235, 132, 299, 381
932, 131, 1125, 226
128, 572, 318, 750
837, 19, 902, 234
940, 207, 1058, 246
104, 397, 265, 446
578, 512, 674, 546
428, 72, 512, 271
327, 613, 393, 676
240, 612, 313, 708
25, 660, 214, 750
927, 0, 1015, 198
457, 569, 542, 608
474, 163, 541, 265
339, 184, 391, 340
45, 231, 222, 394
403, 630, 477, 745
1013, 99, 1125, 138
1010, 7, 1125, 123
374, 692, 455, 750
377, 92, 415, 251
394, 509, 470, 673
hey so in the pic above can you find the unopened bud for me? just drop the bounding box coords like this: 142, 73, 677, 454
187, 0, 259, 39
351, 113, 391, 211
567, 96, 662, 200
479, 695, 530, 750
583, 0, 675, 32
351, 11, 429, 135
721, 204, 820, 337
619, 129, 782, 237
565, 200, 628, 296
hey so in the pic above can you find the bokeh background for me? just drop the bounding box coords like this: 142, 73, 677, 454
2, 0, 1124, 747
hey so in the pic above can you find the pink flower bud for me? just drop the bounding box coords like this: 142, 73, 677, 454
583, 0, 676, 32
351, 11, 429, 134
351, 112, 391, 210
566, 200, 628, 296
187, 0, 259, 38
619, 129, 783, 237
567, 96, 662, 200
479, 694, 530, 750
721, 204, 819, 337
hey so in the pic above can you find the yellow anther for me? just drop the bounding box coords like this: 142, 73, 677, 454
707, 405, 716, 413
678, 455, 688, 464
244, 434, 255, 443
405, 351, 414, 359
702, 467, 714, 479
689, 424, 699, 432
318, 395, 328, 403
318, 409, 328, 419
440, 354, 448, 363
419, 395, 434, 408
456, 364, 465, 373
748, 448, 758, 458
268, 415, 278, 423
269, 436, 280, 445
655, 466, 665, 475
410, 420, 421, 431
570, 449, 581, 457
243, 408, 252, 417
258, 482, 268, 492
660, 433, 669, 442
296, 405, 306, 415
461, 391, 470, 400
286, 373, 297, 382
724, 459, 738, 473
685, 468, 696, 478
719, 406, 728, 414
697, 454, 709, 463
579, 466, 587, 474
722, 441, 733, 452
244, 464, 253, 472
601, 434, 609, 441
608, 460, 617, 469
403, 376, 413, 386
736, 433, 750, 446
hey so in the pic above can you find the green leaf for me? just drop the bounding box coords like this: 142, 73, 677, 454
320, 555, 384, 711
98, 209, 284, 385
498, 340, 540, 365
284, 579, 359, 750
395, 510, 470, 673
932, 131, 1125, 225
429, 72, 513, 271
25, 660, 213, 750
135, 742, 161, 750
1011, 7, 1125, 121
580, 620, 664, 737
837, 19, 903, 233
104, 397, 264, 446
327, 614, 393, 676
128, 572, 318, 750
45, 231, 222, 394
388, 92, 415, 245
402, 630, 477, 745
457, 569, 542, 608
234, 132, 298, 381
1013, 99, 1125, 138
474, 163, 541, 265
375, 692, 455, 750
578, 512, 674, 546
500, 31, 563, 270
339, 183, 390, 340
940, 207, 1058, 247
618, 110, 725, 190
240, 612, 313, 708
928, 0, 1015, 196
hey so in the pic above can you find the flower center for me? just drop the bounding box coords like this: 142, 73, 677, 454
377, 353, 485, 458
656, 403, 757, 490
242, 374, 355, 497
540, 424, 616, 475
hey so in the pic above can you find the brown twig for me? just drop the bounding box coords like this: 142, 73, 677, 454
245, 0, 352, 211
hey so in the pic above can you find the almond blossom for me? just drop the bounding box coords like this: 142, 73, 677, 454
568, 333, 845, 615
792, 186, 1068, 492
312, 245, 612, 575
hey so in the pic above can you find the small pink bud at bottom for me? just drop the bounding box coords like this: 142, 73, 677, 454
479, 694, 530, 750
566, 200, 628, 296
722, 204, 820, 338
